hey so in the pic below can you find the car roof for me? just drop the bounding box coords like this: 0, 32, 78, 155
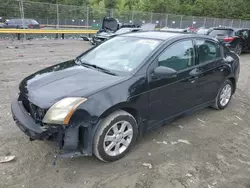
212, 27, 249, 31
121, 31, 217, 41
8, 18, 36, 21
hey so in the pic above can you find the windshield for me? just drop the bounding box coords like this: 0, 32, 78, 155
80, 36, 161, 73
209, 29, 234, 37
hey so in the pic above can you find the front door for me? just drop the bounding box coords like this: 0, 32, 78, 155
147, 39, 203, 127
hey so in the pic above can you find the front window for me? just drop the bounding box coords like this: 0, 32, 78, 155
157, 40, 195, 71
80, 36, 161, 73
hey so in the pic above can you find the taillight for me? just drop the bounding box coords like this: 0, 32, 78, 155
224, 37, 234, 42
29, 24, 33, 29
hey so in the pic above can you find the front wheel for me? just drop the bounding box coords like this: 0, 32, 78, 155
234, 44, 243, 55
93, 110, 138, 162
212, 80, 233, 110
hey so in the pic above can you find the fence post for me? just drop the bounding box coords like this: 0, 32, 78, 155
110, 9, 113, 17
180, 15, 183, 29
150, 12, 153, 23
19, 0, 26, 40
55, 4, 59, 39
203, 17, 206, 27
56, 4, 59, 29
86, 6, 89, 28
239, 19, 242, 28
131, 11, 134, 24
231, 19, 234, 27
165, 14, 168, 27
213, 18, 216, 27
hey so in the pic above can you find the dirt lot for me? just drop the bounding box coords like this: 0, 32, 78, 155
0, 39, 250, 188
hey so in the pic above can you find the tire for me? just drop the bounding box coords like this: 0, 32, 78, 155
212, 79, 233, 110
234, 44, 242, 55
93, 110, 138, 162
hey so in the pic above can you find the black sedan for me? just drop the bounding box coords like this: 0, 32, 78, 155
11, 31, 240, 162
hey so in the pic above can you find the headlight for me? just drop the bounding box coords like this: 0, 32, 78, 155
42, 97, 87, 125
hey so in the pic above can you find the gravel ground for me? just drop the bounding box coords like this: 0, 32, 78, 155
0, 39, 250, 188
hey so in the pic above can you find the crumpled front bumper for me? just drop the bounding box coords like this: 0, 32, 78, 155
11, 97, 58, 140
11, 97, 93, 158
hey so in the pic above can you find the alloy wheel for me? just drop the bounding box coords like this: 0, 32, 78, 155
103, 121, 133, 156
219, 84, 232, 107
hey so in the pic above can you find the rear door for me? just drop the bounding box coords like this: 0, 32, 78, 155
194, 38, 226, 103
147, 39, 203, 127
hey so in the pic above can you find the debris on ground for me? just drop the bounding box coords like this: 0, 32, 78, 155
18, 55, 24, 57
171, 141, 178, 145
178, 125, 184, 129
0, 156, 15, 163
235, 115, 243, 121
142, 163, 152, 169
197, 118, 206, 123
177, 139, 191, 145
233, 122, 238, 125
156, 141, 168, 145
186, 173, 192, 177
212, 182, 217, 186
154, 139, 168, 145
6, 46, 18, 49
148, 152, 152, 156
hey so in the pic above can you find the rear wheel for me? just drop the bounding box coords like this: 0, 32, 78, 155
212, 80, 233, 110
234, 44, 242, 55
93, 110, 138, 162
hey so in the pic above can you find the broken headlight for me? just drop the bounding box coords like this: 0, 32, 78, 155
42, 97, 87, 125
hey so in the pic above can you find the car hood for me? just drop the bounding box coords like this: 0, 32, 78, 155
102, 17, 120, 32
19, 60, 126, 109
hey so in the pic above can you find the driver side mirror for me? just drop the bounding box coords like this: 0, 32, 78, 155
153, 66, 177, 79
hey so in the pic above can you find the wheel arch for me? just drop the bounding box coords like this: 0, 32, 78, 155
99, 102, 140, 124
228, 77, 236, 93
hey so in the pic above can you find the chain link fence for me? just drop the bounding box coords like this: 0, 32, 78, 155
1, 0, 250, 30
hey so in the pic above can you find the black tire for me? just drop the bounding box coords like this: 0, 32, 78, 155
93, 110, 138, 162
234, 44, 243, 55
212, 79, 233, 110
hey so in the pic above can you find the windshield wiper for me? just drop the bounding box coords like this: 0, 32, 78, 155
75, 58, 117, 76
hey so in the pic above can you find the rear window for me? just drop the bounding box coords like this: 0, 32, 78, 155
30, 20, 39, 24
209, 29, 234, 37
14, 19, 30, 24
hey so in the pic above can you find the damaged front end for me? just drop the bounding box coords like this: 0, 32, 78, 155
82, 16, 141, 46
11, 93, 93, 160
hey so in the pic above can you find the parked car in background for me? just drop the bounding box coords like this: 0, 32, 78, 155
196, 27, 210, 35
0, 19, 40, 29
82, 17, 141, 45
11, 31, 240, 162
160, 27, 188, 32
208, 27, 250, 55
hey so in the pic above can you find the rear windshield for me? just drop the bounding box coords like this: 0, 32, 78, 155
209, 29, 234, 37
30, 20, 39, 24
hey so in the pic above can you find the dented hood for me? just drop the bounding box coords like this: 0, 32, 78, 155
19, 60, 125, 109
